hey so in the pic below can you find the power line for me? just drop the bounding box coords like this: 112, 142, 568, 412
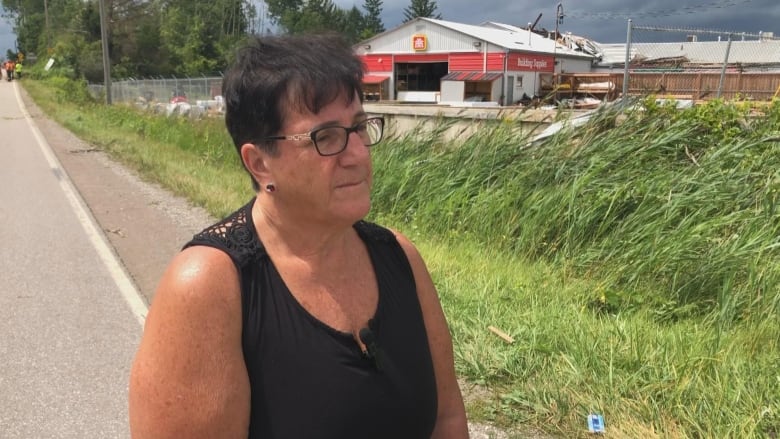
565, 0, 753, 20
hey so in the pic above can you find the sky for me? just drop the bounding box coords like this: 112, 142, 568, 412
0, 15, 14, 56
1, 0, 777, 56
333, 0, 780, 43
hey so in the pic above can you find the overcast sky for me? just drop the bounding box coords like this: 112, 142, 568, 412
335, 0, 779, 43
0, 18, 14, 56
1, 0, 776, 58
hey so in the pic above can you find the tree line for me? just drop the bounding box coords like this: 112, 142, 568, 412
1, 0, 441, 82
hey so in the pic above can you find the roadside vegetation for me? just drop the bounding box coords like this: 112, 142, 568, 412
3, 0, 390, 82
24, 78, 780, 438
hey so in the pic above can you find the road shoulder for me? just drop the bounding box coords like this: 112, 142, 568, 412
19, 85, 214, 305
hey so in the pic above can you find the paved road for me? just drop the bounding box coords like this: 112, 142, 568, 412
0, 81, 147, 438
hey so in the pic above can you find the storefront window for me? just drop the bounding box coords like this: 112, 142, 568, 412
395, 62, 448, 92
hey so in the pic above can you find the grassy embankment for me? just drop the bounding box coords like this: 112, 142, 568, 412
24, 78, 780, 438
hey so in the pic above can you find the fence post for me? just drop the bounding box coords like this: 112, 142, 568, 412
695, 73, 702, 100
622, 18, 633, 107
717, 33, 733, 99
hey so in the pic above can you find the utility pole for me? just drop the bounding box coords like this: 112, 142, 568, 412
553, 3, 564, 88
43, 0, 50, 49
98, 0, 112, 104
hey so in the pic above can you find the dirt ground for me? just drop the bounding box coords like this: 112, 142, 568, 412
20, 86, 555, 439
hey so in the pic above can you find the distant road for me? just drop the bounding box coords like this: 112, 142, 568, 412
0, 80, 144, 438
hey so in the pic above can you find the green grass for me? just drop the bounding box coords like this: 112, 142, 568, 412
417, 239, 779, 437
26, 80, 253, 216
24, 78, 780, 438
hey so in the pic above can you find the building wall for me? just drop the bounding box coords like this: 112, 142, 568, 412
357, 19, 596, 103
363, 55, 394, 72
449, 52, 505, 71
360, 21, 490, 54
556, 57, 593, 74
509, 73, 535, 101
393, 53, 449, 62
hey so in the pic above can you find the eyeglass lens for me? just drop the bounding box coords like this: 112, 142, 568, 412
312, 118, 384, 156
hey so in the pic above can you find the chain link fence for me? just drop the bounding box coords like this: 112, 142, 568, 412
88, 76, 225, 115
623, 24, 780, 101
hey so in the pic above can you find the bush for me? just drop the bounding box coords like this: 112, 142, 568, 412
44, 76, 96, 105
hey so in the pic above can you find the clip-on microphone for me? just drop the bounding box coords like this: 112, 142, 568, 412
359, 327, 383, 372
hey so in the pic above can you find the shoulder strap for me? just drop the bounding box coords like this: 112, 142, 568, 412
183, 198, 265, 268
354, 220, 397, 244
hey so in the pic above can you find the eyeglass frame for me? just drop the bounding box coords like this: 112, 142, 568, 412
260, 116, 385, 157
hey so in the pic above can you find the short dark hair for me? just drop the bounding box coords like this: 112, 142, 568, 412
222, 33, 365, 189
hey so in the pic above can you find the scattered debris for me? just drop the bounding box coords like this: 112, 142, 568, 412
68, 147, 100, 154
105, 228, 126, 238
587, 413, 605, 434
488, 325, 515, 343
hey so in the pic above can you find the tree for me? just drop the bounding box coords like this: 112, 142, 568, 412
265, 0, 304, 26
158, 0, 254, 75
278, 0, 341, 34
266, 0, 368, 40
361, 0, 384, 39
1, 0, 85, 57
340, 6, 365, 44
1, 0, 255, 79
402, 0, 441, 22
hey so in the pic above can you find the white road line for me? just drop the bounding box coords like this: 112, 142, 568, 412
14, 82, 148, 326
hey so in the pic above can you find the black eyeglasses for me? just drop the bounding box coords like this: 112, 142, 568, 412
261, 117, 385, 157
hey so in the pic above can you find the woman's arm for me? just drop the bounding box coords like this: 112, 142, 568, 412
129, 246, 250, 438
393, 232, 470, 439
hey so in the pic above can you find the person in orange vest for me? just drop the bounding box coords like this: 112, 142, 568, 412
5, 60, 15, 81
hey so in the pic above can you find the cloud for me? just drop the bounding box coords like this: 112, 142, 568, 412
337, 0, 779, 42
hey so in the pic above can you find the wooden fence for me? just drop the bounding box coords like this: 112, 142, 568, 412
629, 71, 780, 100
547, 72, 780, 102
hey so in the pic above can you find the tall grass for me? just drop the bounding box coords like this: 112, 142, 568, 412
418, 238, 780, 438
24, 78, 780, 437
372, 100, 780, 323
370, 100, 780, 437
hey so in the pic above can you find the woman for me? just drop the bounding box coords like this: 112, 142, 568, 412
129, 33, 469, 438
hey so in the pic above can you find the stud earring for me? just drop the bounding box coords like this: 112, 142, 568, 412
265, 183, 276, 193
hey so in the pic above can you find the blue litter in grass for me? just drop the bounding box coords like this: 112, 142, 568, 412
587, 413, 605, 434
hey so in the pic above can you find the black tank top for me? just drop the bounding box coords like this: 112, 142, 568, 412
184, 199, 438, 439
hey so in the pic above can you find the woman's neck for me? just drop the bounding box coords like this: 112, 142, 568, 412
251, 197, 358, 265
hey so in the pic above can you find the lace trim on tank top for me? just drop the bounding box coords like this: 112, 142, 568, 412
354, 220, 396, 243
186, 197, 396, 267
186, 200, 264, 266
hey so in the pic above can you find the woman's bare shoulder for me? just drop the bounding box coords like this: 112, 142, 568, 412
129, 246, 249, 438
158, 245, 240, 300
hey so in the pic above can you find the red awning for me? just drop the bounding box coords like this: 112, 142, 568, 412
441, 71, 503, 82
363, 75, 389, 84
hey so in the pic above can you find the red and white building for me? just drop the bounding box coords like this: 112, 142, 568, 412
356, 17, 596, 105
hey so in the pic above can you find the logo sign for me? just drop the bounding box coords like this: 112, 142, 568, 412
412, 34, 427, 51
